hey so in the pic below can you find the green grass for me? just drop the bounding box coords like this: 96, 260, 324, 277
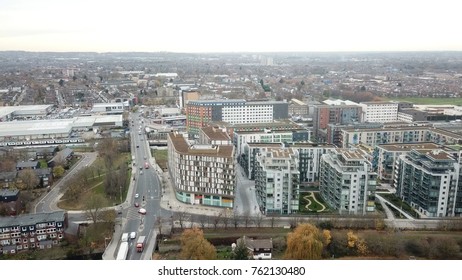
152, 149, 168, 170
384, 97, 462, 106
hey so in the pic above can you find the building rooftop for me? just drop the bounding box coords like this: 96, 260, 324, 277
200, 126, 230, 141
0, 211, 66, 228
169, 132, 234, 157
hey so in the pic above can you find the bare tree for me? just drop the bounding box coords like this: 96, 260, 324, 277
198, 215, 208, 229
242, 211, 252, 228
18, 169, 39, 190
212, 213, 222, 229
232, 212, 241, 229
174, 211, 188, 229
85, 194, 108, 228
253, 212, 264, 228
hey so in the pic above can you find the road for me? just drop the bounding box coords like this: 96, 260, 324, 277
121, 112, 164, 260
234, 164, 260, 216
33, 152, 98, 213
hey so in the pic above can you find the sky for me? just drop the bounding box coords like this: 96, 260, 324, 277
1, 0, 461, 53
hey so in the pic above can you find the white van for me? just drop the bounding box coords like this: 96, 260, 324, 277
130, 232, 136, 240
121, 233, 129, 242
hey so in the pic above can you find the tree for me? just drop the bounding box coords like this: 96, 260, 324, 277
284, 223, 324, 260
180, 227, 217, 260
85, 194, 108, 227
232, 239, 251, 260
52, 165, 65, 178
18, 169, 39, 190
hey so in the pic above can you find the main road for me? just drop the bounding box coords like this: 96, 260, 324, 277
121, 112, 165, 260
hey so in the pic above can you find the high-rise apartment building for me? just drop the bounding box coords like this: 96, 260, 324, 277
254, 147, 300, 214
395, 148, 462, 217
167, 132, 236, 208
319, 149, 377, 215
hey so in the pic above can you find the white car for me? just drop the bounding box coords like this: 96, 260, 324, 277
130, 232, 136, 239
135, 193, 139, 199
138, 208, 146, 215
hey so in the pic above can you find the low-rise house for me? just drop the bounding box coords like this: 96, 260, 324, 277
16, 161, 40, 171
0, 189, 19, 203
236, 236, 273, 260
0, 171, 17, 188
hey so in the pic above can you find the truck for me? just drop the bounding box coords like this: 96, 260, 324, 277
121, 232, 129, 242
136, 235, 146, 252
116, 241, 129, 260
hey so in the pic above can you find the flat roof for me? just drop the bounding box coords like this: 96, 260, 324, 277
169, 132, 234, 157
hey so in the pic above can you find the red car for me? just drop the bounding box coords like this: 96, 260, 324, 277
134, 202, 139, 208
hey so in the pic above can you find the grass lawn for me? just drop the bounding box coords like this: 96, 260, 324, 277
384, 97, 462, 106
152, 149, 168, 170
57, 152, 131, 210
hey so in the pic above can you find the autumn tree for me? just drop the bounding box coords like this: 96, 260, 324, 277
284, 223, 325, 260
53, 165, 65, 178
180, 227, 217, 260
347, 230, 368, 256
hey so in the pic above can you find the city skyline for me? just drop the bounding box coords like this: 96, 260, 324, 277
1, 0, 462, 53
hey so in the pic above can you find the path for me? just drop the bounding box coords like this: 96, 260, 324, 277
302, 192, 326, 212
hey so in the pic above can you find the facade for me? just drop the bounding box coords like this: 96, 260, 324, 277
91, 102, 125, 114
286, 142, 336, 184
360, 101, 399, 123
240, 143, 284, 180
340, 126, 462, 148
312, 103, 362, 142
319, 149, 377, 215
197, 126, 232, 145
254, 147, 300, 214
289, 98, 308, 118
373, 142, 440, 184
234, 129, 295, 156
395, 148, 462, 217
167, 132, 236, 208
186, 99, 289, 138
0, 211, 68, 254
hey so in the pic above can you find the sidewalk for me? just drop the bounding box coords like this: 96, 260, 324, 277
148, 156, 224, 217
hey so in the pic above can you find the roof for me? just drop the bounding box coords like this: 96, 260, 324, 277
16, 161, 39, 169
0, 189, 19, 197
0, 211, 66, 228
169, 132, 234, 157
200, 126, 230, 141
237, 236, 273, 250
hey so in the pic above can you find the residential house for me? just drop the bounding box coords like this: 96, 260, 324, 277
16, 161, 40, 171
235, 236, 273, 260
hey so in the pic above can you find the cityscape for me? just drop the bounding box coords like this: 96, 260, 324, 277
0, 50, 462, 261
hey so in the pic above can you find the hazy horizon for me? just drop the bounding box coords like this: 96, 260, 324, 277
1, 0, 462, 53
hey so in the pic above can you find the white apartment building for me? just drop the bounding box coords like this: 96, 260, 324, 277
254, 147, 300, 214
360, 101, 398, 123
319, 149, 377, 215
222, 103, 274, 124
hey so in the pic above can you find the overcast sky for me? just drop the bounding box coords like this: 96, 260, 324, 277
1, 0, 461, 53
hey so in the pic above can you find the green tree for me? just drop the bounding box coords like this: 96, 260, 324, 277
52, 165, 65, 178
284, 223, 324, 260
232, 239, 251, 260
180, 227, 217, 260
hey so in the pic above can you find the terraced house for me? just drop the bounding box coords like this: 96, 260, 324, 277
0, 211, 67, 254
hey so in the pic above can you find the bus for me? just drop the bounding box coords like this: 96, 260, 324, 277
116, 241, 129, 260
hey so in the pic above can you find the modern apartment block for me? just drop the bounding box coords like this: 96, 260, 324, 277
340, 126, 462, 148
186, 99, 289, 139
286, 142, 336, 184
233, 129, 304, 156
395, 148, 462, 217
319, 149, 377, 215
167, 132, 236, 208
0, 211, 68, 254
359, 101, 399, 123
312, 102, 362, 142
373, 142, 440, 183
254, 147, 300, 214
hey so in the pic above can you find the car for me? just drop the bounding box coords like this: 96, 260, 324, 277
130, 232, 136, 240
138, 208, 146, 215
143, 156, 147, 160
135, 193, 139, 198
139, 170, 143, 175
134, 202, 139, 207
